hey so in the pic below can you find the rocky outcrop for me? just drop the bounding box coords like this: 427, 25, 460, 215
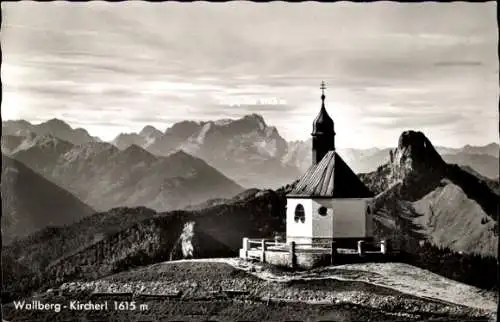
359, 131, 498, 257
360, 131, 447, 197
388, 131, 446, 185
170, 221, 196, 260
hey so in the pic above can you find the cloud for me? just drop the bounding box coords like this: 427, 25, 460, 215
362, 112, 465, 129
1, 1, 497, 148
433, 61, 485, 68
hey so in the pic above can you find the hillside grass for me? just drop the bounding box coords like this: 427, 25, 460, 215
1, 189, 287, 304
4, 260, 493, 322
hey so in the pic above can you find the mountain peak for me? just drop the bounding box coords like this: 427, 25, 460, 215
165, 121, 203, 136
245, 113, 265, 121
139, 125, 162, 137
120, 144, 157, 163
123, 143, 153, 156
123, 143, 145, 152
389, 130, 446, 183
3, 119, 32, 126
43, 118, 71, 128
243, 113, 266, 127
169, 149, 193, 159
219, 114, 268, 134
396, 131, 443, 161
2, 120, 35, 137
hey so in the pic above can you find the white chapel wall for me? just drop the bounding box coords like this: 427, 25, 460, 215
311, 199, 334, 238
365, 202, 374, 237
329, 199, 371, 238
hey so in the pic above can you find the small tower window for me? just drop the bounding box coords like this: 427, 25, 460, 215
294, 204, 305, 223
318, 206, 328, 216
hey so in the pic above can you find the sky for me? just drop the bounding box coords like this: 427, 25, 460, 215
1, 1, 498, 148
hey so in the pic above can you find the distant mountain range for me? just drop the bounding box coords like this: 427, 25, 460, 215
3, 135, 243, 212
3, 117, 498, 189
2, 118, 99, 145
283, 138, 499, 179
439, 152, 499, 180
141, 114, 300, 189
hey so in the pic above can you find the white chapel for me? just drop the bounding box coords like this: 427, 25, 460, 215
286, 82, 375, 247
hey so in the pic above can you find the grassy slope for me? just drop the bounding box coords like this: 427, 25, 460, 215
412, 182, 497, 255
3, 207, 158, 270
1, 207, 159, 301
363, 162, 498, 257
2, 189, 286, 302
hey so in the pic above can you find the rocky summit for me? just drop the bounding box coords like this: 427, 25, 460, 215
388, 130, 446, 184
359, 131, 498, 257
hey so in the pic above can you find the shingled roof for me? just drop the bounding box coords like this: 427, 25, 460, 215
287, 150, 374, 198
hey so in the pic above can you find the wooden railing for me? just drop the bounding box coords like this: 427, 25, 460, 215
241, 237, 392, 267
245, 239, 337, 249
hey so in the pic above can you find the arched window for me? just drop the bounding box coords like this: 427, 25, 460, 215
294, 204, 305, 223
318, 206, 328, 216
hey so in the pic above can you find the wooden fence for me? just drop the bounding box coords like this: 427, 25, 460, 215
241, 237, 392, 266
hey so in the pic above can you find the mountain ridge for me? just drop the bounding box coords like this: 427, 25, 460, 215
4, 117, 498, 185
2, 118, 98, 145
146, 114, 296, 189
359, 131, 498, 257
8, 136, 244, 212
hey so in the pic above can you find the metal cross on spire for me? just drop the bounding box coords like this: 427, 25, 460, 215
320, 81, 326, 95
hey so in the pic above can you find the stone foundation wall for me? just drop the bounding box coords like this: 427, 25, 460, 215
286, 237, 313, 245
287, 237, 376, 249
295, 252, 330, 269
242, 249, 331, 269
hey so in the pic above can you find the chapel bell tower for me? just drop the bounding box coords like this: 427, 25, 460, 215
311, 81, 336, 165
